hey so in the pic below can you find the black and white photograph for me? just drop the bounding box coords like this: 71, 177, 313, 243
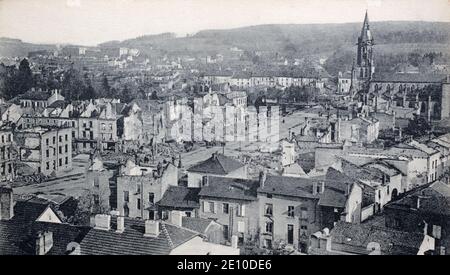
0, 0, 449, 258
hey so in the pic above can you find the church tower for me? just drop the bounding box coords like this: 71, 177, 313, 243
356, 11, 375, 81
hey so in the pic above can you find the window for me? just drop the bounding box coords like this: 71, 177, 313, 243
59, 146, 62, 154
137, 198, 141, 210
148, 192, 155, 204
209, 202, 215, 213
288, 206, 295, 218
237, 204, 245, 217
124, 191, 129, 202
89, 121, 93, 128
93, 195, 99, 205
65, 134, 68, 141
53, 137, 56, 144
59, 136, 62, 142
46, 150, 49, 158
148, 210, 155, 220
124, 206, 129, 217
265, 203, 273, 216
137, 184, 141, 194
300, 225, 308, 236
237, 221, 245, 233
94, 178, 99, 188
65, 157, 68, 165
223, 203, 229, 214
265, 222, 273, 233
65, 144, 68, 153
59, 158, 62, 167
46, 162, 50, 170
300, 207, 308, 220
46, 138, 49, 145
101, 123, 106, 130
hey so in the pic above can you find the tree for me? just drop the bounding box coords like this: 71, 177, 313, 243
16, 58, 34, 94
101, 75, 111, 98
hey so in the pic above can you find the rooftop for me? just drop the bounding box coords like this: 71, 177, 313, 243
187, 153, 244, 175
157, 186, 200, 209
199, 176, 259, 201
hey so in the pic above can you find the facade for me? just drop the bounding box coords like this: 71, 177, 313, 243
0, 125, 14, 181
14, 126, 72, 176
257, 174, 323, 252
198, 176, 260, 246
116, 161, 178, 220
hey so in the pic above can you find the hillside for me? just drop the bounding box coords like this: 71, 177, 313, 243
1, 21, 449, 62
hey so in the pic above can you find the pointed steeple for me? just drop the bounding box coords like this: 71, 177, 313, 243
360, 10, 372, 42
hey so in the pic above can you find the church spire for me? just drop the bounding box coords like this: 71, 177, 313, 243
360, 10, 372, 42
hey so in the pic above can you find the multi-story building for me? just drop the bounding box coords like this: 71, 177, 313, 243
0, 125, 14, 181
76, 102, 119, 153
257, 174, 323, 252
198, 176, 260, 246
14, 126, 72, 176
116, 161, 178, 220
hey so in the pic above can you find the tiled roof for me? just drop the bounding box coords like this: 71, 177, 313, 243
80, 218, 198, 255
187, 153, 244, 175
182, 217, 214, 234
0, 220, 90, 255
371, 73, 446, 83
157, 186, 200, 209
386, 180, 450, 217
199, 176, 259, 201
330, 221, 425, 255
258, 175, 318, 199
318, 168, 355, 208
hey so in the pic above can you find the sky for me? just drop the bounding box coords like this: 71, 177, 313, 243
0, 0, 449, 46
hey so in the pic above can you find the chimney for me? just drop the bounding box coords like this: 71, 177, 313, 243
170, 211, 183, 227
35, 231, 53, 255
259, 170, 267, 188
116, 216, 125, 233
144, 220, 160, 237
94, 214, 111, 231
231, 235, 239, 249
0, 186, 14, 220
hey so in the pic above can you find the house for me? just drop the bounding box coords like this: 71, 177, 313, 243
383, 180, 450, 255
157, 186, 200, 218
318, 167, 368, 227
80, 214, 239, 255
309, 221, 435, 255
18, 89, 64, 109
257, 173, 323, 252
187, 153, 247, 187
76, 101, 119, 153
85, 156, 119, 213
339, 115, 380, 144
0, 125, 14, 181
0, 187, 238, 255
198, 176, 260, 246
116, 160, 178, 220
14, 126, 72, 176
